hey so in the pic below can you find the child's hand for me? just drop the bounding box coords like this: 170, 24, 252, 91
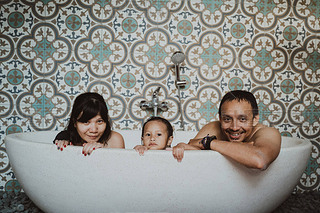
82, 142, 103, 156
55, 140, 72, 151
172, 143, 186, 162
134, 145, 148, 156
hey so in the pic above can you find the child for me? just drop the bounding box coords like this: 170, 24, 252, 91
54, 92, 124, 156
134, 116, 173, 155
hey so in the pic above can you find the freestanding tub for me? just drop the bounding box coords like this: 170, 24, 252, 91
5, 130, 311, 213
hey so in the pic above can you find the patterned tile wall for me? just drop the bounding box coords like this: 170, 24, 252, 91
0, 0, 319, 193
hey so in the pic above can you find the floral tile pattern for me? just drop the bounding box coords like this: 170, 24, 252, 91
0, 0, 319, 193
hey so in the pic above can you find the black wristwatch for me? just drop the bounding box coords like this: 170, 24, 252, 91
200, 134, 217, 150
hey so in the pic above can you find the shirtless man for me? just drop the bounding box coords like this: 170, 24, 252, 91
172, 90, 281, 170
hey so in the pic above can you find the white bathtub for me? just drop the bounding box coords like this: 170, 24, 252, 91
5, 130, 311, 213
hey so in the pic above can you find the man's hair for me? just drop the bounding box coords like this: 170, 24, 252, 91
218, 90, 259, 118
141, 116, 173, 139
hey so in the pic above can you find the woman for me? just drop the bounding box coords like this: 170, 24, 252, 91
54, 92, 124, 155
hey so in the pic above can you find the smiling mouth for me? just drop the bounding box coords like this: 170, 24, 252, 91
226, 131, 244, 140
149, 143, 157, 146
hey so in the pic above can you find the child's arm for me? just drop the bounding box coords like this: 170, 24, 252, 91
134, 145, 148, 156
172, 143, 200, 162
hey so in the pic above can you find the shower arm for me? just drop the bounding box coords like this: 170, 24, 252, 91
175, 64, 186, 87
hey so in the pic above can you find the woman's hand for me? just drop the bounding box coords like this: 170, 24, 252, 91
82, 142, 104, 156
134, 145, 148, 156
55, 140, 72, 151
172, 143, 186, 162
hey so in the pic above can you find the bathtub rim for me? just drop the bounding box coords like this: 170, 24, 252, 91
4, 130, 312, 150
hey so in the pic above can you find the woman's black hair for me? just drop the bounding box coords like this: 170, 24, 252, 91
66, 92, 112, 146
141, 116, 173, 138
218, 90, 259, 118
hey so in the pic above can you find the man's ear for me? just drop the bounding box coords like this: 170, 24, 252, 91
167, 136, 173, 147
253, 115, 259, 126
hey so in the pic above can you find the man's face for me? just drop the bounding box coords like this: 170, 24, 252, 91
219, 100, 259, 142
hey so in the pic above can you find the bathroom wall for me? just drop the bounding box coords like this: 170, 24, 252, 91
0, 0, 319, 193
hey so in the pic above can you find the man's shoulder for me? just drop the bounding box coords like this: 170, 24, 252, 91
253, 124, 281, 138
202, 121, 220, 130
255, 124, 278, 132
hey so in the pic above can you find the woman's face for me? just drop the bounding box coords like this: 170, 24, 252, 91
75, 114, 106, 143
141, 120, 173, 150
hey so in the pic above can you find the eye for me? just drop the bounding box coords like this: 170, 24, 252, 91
222, 117, 231, 122
97, 119, 105, 124
157, 133, 162, 136
239, 117, 247, 122
79, 121, 89, 125
145, 133, 151, 137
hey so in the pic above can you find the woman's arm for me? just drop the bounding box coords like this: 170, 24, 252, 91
107, 131, 125, 148
53, 130, 72, 151
82, 131, 125, 155
53, 130, 70, 143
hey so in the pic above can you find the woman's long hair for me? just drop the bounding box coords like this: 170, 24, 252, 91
66, 92, 112, 146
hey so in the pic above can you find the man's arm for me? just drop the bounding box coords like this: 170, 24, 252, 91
188, 121, 222, 149
188, 122, 281, 170
209, 127, 281, 170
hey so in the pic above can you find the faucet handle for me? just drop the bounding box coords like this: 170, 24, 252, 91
159, 101, 168, 112
140, 100, 151, 110
153, 86, 161, 97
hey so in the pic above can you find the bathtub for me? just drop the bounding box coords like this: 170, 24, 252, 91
5, 130, 311, 213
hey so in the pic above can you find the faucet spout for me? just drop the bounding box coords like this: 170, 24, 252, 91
139, 86, 169, 117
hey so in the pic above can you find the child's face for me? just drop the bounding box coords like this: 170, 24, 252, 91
142, 120, 173, 150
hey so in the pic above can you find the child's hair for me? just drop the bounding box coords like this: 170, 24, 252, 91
141, 116, 173, 139
66, 92, 112, 145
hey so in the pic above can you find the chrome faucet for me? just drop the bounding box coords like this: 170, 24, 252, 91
140, 87, 168, 116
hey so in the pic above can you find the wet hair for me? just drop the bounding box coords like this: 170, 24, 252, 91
218, 90, 259, 118
141, 116, 173, 139
66, 92, 112, 146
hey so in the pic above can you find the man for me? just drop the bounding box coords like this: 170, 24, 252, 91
172, 90, 281, 170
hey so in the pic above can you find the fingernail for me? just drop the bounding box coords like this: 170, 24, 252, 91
64, 145, 66, 148
93, 148, 95, 150
57, 147, 60, 150
82, 151, 84, 154
88, 153, 90, 156
84, 154, 87, 156
60, 148, 63, 151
